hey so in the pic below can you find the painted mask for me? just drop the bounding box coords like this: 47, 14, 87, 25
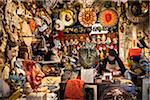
79, 43, 98, 68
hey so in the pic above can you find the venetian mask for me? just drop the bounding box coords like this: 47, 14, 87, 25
79, 43, 98, 68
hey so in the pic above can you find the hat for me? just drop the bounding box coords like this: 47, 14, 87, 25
109, 49, 117, 57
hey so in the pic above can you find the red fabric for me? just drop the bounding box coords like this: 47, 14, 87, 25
64, 79, 84, 99
29, 19, 36, 32
22, 60, 45, 90
53, 31, 64, 40
128, 48, 142, 57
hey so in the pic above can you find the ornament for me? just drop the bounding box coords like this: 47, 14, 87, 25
78, 8, 97, 27
99, 9, 118, 27
44, 0, 58, 9
102, 44, 106, 50
73, 1, 83, 11
60, 10, 74, 26
97, 38, 101, 45
91, 37, 96, 44
65, 40, 70, 47
74, 38, 79, 45
90, 23, 108, 35
79, 36, 84, 42
126, 2, 149, 23
85, 37, 90, 43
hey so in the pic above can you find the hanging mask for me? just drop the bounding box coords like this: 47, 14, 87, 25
79, 43, 98, 68
60, 10, 74, 26
78, 8, 96, 27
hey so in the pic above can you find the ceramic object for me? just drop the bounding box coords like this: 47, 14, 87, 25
99, 9, 118, 27
78, 8, 96, 27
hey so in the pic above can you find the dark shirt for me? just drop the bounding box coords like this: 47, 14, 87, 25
99, 57, 126, 75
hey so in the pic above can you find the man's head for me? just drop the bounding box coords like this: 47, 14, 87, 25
6, 41, 19, 60
108, 49, 117, 61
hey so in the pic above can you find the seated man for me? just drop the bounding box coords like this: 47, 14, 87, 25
100, 49, 126, 76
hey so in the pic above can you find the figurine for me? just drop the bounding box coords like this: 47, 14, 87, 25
72, 46, 78, 56
22, 61, 45, 91
112, 38, 118, 44
64, 61, 72, 71
105, 37, 111, 45
100, 50, 104, 61
85, 37, 91, 43
0, 22, 7, 53
97, 38, 101, 45
65, 40, 70, 47
110, 43, 114, 49
91, 37, 97, 44
74, 38, 79, 46
63, 46, 68, 56
69, 38, 74, 46
102, 34, 106, 44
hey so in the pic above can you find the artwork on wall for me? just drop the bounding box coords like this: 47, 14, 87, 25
78, 8, 97, 27
60, 10, 75, 26
99, 9, 118, 27
126, 1, 149, 23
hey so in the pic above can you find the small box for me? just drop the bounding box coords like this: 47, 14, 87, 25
102, 72, 113, 81
27, 92, 46, 100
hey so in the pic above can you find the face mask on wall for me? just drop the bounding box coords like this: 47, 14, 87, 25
79, 43, 98, 68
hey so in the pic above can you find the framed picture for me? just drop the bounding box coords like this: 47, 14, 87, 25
84, 84, 97, 100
